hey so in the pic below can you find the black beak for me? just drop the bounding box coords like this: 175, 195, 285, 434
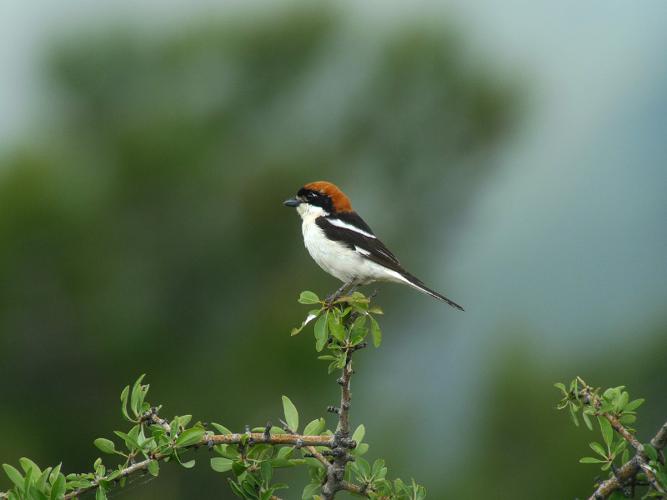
283, 197, 301, 207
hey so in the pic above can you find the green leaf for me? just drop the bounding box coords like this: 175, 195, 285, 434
582, 411, 593, 431
19, 458, 40, 476
175, 427, 205, 448
96, 486, 107, 500
625, 398, 645, 411
50, 473, 65, 500
3, 464, 24, 489
302, 482, 320, 499
644, 444, 658, 462
94, 438, 116, 455
579, 457, 606, 464
119, 385, 132, 422
619, 414, 636, 425
313, 314, 328, 352
612, 440, 627, 457
211, 423, 232, 435
352, 425, 365, 445
303, 418, 325, 436
282, 396, 299, 432
260, 461, 272, 484
349, 315, 367, 344
328, 314, 346, 342
147, 460, 159, 477
210, 457, 233, 473
130, 374, 146, 418
298, 291, 320, 305
553, 383, 567, 395
354, 443, 369, 455
370, 317, 382, 348
598, 417, 613, 449
589, 442, 607, 458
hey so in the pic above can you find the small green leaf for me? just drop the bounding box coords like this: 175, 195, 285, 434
644, 444, 658, 462
589, 442, 607, 458
19, 458, 40, 476
370, 317, 382, 348
50, 473, 65, 500
302, 482, 320, 499
120, 385, 131, 422
2, 464, 24, 489
352, 425, 366, 445
625, 398, 645, 411
579, 457, 606, 464
211, 423, 232, 435
130, 374, 146, 418
314, 314, 328, 352
298, 291, 320, 305
96, 486, 107, 500
612, 439, 627, 457
175, 427, 205, 448
94, 438, 116, 455
354, 443, 369, 455
303, 418, 325, 436
598, 417, 613, 449
328, 314, 346, 342
282, 396, 299, 432
210, 457, 233, 473
147, 460, 159, 477
260, 461, 272, 484
619, 414, 636, 425
582, 411, 593, 431
554, 382, 567, 395
350, 315, 367, 344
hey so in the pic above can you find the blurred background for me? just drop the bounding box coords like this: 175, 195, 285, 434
1, 1, 666, 498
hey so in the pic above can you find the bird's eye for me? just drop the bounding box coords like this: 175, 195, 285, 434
307, 192, 317, 199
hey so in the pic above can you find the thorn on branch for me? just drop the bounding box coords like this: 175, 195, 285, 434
264, 421, 272, 441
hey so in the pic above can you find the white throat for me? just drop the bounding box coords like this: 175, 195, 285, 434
296, 203, 328, 222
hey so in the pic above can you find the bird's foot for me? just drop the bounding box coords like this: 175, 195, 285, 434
324, 283, 357, 307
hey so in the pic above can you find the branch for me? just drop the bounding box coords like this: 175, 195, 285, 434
321, 313, 367, 499
578, 383, 667, 499
63, 427, 337, 499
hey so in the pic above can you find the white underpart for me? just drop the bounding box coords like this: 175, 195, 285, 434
296, 203, 405, 285
327, 218, 376, 238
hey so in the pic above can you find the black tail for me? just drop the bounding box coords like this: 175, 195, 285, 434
401, 272, 464, 311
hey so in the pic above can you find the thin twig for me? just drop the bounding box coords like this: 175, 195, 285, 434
62, 429, 337, 499
321, 310, 367, 499
579, 382, 667, 499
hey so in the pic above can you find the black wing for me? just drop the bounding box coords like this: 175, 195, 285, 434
333, 211, 375, 236
316, 215, 404, 273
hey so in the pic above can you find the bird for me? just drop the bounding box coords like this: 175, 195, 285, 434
284, 181, 464, 310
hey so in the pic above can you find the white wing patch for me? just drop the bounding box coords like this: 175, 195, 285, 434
327, 218, 376, 238
354, 245, 371, 256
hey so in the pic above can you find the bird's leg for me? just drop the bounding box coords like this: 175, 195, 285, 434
325, 282, 355, 305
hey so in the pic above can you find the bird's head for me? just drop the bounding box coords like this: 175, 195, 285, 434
284, 181, 352, 218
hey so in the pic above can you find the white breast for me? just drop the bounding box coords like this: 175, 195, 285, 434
302, 217, 360, 283
297, 205, 402, 285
